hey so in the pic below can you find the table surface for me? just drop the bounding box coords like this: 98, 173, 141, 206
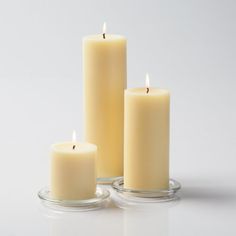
1, 171, 235, 236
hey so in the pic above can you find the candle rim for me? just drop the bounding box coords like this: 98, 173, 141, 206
83, 34, 126, 41
125, 87, 170, 96
51, 142, 97, 154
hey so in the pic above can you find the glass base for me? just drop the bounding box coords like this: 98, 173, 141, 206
112, 177, 181, 203
38, 186, 110, 211
97, 176, 122, 185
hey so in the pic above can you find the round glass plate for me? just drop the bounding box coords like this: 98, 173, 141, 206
112, 178, 181, 203
38, 186, 110, 211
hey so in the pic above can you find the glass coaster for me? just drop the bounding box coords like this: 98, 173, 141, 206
97, 176, 122, 185
112, 177, 181, 203
38, 186, 110, 211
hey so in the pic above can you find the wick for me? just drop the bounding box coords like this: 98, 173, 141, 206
102, 33, 106, 39
73, 145, 76, 150
146, 87, 149, 94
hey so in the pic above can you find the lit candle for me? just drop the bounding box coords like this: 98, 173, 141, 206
102, 22, 106, 39
83, 23, 126, 179
124, 74, 170, 190
51, 131, 97, 200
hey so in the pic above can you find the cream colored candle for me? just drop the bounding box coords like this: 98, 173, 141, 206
51, 132, 97, 200
124, 75, 170, 190
83, 23, 126, 178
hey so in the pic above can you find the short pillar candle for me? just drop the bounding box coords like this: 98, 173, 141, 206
51, 132, 97, 200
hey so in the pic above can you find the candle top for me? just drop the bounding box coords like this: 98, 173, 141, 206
52, 142, 97, 154
125, 88, 170, 96
83, 34, 126, 42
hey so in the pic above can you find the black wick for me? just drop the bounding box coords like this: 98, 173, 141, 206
103, 33, 106, 39
72, 145, 76, 150
146, 87, 149, 94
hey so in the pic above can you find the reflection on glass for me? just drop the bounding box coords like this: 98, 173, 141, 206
123, 206, 169, 236
40, 204, 124, 236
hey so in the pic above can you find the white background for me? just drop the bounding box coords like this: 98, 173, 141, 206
0, 0, 235, 235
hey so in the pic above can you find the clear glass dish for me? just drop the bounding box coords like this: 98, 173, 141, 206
112, 177, 181, 203
38, 186, 110, 211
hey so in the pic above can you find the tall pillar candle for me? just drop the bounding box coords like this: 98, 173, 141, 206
83, 24, 126, 178
124, 76, 170, 190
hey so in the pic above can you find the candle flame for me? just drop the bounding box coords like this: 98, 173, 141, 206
103, 22, 107, 35
72, 130, 76, 143
145, 73, 150, 93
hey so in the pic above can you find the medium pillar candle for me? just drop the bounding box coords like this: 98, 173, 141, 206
51, 138, 97, 200
124, 76, 170, 190
83, 24, 126, 178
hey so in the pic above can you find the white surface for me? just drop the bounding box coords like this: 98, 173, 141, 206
0, 0, 236, 235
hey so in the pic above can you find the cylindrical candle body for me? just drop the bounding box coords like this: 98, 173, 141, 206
124, 88, 170, 190
83, 35, 126, 178
51, 142, 97, 200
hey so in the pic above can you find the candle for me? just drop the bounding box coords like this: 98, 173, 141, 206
83, 23, 126, 179
51, 131, 97, 200
124, 74, 170, 190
